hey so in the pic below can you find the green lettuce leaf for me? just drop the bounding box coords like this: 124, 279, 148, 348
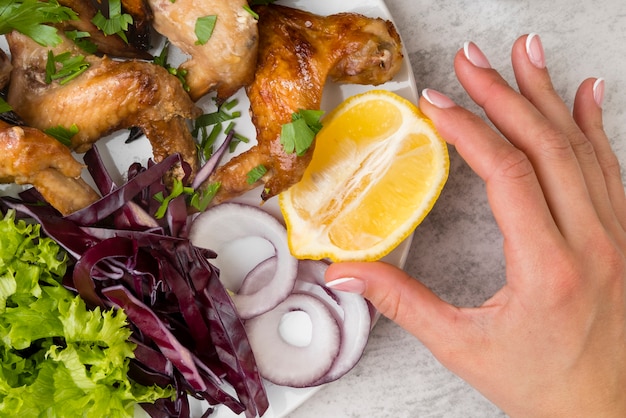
0, 210, 172, 417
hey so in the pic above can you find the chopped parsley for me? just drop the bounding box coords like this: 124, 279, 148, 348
195, 15, 217, 45
246, 165, 267, 185
0, 0, 78, 46
91, 0, 133, 43
43, 123, 79, 147
45, 50, 90, 85
64, 29, 97, 54
153, 40, 189, 91
280, 109, 324, 156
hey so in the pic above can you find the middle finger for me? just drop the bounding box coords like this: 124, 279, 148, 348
511, 34, 623, 236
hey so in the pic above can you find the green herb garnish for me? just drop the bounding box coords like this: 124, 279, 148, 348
64, 29, 97, 54
246, 165, 268, 185
45, 50, 90, 85
153, 40, 190, 91
43, 123, 78, 146
91, 0, 133, 43
193, 99, 249, 161
280, 109, 324, 156
0, 0, 78, 46
243, 5, 258, 19
190, 182, 220, 212
194, 15, 217, 45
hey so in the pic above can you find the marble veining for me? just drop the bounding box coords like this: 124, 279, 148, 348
288, 0, 626, 416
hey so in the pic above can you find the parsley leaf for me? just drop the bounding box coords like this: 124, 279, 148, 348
195, 15, 217, 45
43, 123, 79, 147
91, 0, 133, 43
0, 0, 78, 46
247, 165, 268, 184
280, 109, 324, 156
64, 29, 97, 54
45, 50, 90, 85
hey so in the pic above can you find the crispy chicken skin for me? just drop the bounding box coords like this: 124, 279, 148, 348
0, 120, 100, 215
147, 0, 258, 101
206, 5, 404, 204
0, 48, 10, 90
6, 31, 201, 181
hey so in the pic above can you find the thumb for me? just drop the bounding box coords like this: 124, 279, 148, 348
325, 261, 463, 348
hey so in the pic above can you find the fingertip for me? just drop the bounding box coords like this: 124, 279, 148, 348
421, 88, 456, 109
573, 77, 604, 129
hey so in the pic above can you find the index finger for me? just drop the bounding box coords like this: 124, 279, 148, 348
419, 90, 562, 266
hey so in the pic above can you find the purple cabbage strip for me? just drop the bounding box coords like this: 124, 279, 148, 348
66, 153, 180, 226
191, 130, 235, 190
83, 146, 116, 195
102, 284, 210, 392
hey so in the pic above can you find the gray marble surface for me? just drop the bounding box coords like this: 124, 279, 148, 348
288, 0, 626, 417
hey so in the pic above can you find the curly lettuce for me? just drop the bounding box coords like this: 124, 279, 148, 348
0, 210, 172, 417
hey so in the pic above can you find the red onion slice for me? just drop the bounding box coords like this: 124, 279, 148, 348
188, 203, 298, 318
295, 259, 372, 385
235, 256, 296, 319
244, 293, 341, 387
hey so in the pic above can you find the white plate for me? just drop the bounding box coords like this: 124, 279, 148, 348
1, 0, 417, 416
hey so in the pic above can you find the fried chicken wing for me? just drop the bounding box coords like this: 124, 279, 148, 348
206, 5, 404, 204
0, 120, 100, 215
147, 0, 258, 101
6, 31, 201, 181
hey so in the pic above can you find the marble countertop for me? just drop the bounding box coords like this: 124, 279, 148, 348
288, 0, 626, 417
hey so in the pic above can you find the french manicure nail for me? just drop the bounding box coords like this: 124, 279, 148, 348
463, 41, 491, 69
325, 277, 366, 294
421, 88, 456, 109
593, 78, 605, 108
525, 33, 546, 69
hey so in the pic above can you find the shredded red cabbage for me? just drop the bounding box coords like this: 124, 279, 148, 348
0, 146, 268, 418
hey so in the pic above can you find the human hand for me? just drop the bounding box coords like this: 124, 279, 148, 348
325, 34, 626, 417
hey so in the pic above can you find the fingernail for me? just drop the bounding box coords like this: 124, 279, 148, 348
463, 41, 491, 69
421, 88, 456, 109
593, 78, 605, 108
325, 277, 366, 295
525, 33, 546, 69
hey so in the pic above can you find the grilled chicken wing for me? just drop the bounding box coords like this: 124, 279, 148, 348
206, 5, 404, 204
147, 0, 258, 101
0, 120, 100, 215
6, 31, 201, 181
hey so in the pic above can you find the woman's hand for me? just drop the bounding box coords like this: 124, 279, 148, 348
325, 34, 626, 417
